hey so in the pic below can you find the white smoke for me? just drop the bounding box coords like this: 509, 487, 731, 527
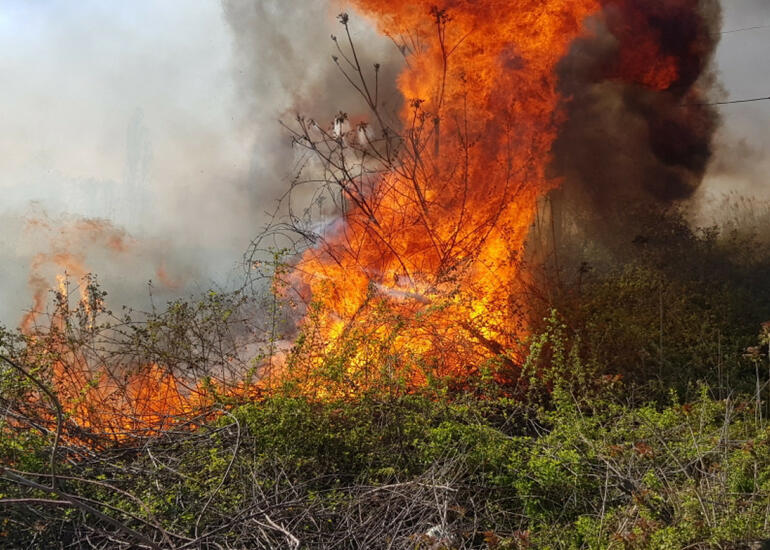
0, 0, 395, 325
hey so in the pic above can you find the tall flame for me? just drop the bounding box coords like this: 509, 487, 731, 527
287, 1, 600, 388
15, 1, 720, 440
284, 0, 718, 391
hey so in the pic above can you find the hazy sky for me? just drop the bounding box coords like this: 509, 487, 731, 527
0, 0, 252, 321
0, 0, 767, 325
0, 0, 390, 324
701, 0, 770, 204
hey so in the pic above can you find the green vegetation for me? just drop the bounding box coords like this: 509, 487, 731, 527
3, 204, 770, 548
3, 383, 770, 547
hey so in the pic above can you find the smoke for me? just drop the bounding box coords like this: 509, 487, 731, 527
11, 207, 201, 330
220, 0, 401, 225
0, 0, 395, 326
0, 1, 248, 324
549, 0, 723, 237
696, 0, 770, 208
0, 0, 766, 325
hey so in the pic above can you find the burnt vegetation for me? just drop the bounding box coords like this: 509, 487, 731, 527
3, 6, 770, 550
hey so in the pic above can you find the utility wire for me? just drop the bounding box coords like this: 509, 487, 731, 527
709, 96, 770, 106
721, 24, 770, 35
705, 23, 770, 105
686, 96, 770, 107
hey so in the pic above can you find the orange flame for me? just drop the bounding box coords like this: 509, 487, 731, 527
47, 357, 265, 445
51, 360, 207, 441
27, 337, 260, 445
17, 215, 208, 443
284, 1, 602, 389
20, 216, 133, 333
18, 1, 717, 438
280, 0, 716, 393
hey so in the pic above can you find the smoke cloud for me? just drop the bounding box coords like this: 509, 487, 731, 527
0, 0, 395, 326
549, 0, 723, 235
221, 0, 402, 237
0, 0, 767, 324
697, 0, 770, 210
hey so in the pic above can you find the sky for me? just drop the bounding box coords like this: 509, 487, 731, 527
698, 0, 770, 206
0, 0, 767, 325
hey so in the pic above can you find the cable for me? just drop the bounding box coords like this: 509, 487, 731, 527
709, 96, 770, 106
722, 24, 770, 35
682, 96, 770, 107
709, 23, 770, 105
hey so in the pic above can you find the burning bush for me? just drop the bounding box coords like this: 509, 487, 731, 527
7, 3, 770, 548
249, 0, 722, 394
1, 274, 281, 449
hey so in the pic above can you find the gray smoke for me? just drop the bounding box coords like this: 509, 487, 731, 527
221, 0, 401, 237
549, 0, 723, 239
696, 0, 770, 209
0, 0, 395, 326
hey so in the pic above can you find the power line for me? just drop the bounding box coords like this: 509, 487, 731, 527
711, 23, 770, 105
722, 24, 770, 35
686, 95, 770, 107
710, 96, 770, 106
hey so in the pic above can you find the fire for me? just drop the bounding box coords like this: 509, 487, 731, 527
12, 1, 719, 440
22, 327, 260, 445
20, 215, 133, 333
286, 0, 600, 388
282, 0, 717, 391
16, 215, 209, 444
51, 360, 207, 442
44, 356, 264, 445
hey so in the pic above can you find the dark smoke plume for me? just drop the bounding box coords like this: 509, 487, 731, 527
549, 0, 723, 240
